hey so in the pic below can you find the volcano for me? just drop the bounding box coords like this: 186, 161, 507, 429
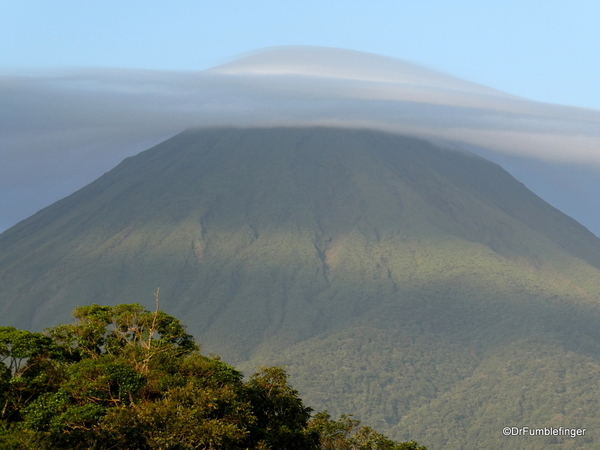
2, 127, 600, 449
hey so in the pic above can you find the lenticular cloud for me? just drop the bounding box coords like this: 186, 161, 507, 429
3, 46, 600, 163
1, 46, 600, 232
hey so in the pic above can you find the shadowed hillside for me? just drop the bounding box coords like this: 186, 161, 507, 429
2, 127, 600, 449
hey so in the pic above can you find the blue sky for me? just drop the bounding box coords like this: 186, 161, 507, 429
2, 1, 599, 109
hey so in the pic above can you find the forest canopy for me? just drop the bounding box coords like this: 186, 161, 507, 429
0, 301, 426, 450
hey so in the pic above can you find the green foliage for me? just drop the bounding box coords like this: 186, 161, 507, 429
309, 411, 427, 450
0, 326, 60, 373
0, 304, 421, 450
47, 301, 197, 367
245, 366, 319, 449
0, 327, 63, 426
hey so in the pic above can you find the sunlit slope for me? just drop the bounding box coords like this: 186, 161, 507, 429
2, 127, 600, 449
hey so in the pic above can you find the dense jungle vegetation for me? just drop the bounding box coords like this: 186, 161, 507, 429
0, 301, 426, 450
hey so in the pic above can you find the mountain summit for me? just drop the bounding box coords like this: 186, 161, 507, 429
2, 127, 600, 449
3, 46, 600, 236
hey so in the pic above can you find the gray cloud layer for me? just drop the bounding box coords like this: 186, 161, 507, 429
2, 46, 600, 233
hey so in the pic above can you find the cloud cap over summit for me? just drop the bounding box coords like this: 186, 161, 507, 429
2, 46, 600, 232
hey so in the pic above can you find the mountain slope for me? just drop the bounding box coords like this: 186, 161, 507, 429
2, 127, 600, 449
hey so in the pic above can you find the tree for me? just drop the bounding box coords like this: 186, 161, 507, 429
47, 296, 197, 369
0, 327, 62, 424
244, 366, 319, 449
0, 303, 427, 450
309, 412, 428, 450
